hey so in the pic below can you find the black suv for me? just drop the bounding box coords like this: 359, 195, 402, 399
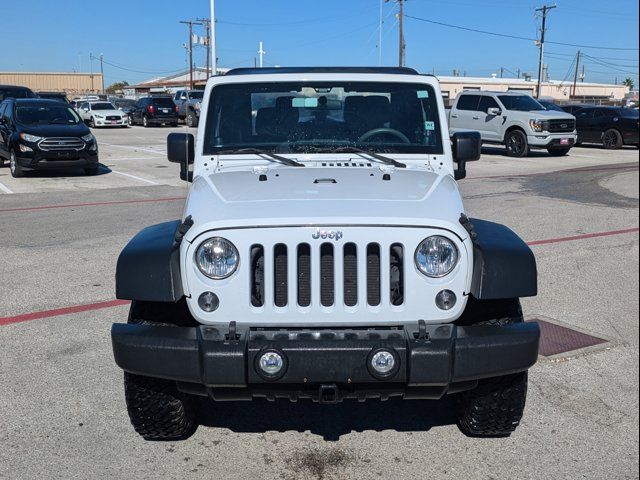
128, 96, 178, 127
574, 106, 639, 149
0, 85, 37, 101
0, 99, 99, 177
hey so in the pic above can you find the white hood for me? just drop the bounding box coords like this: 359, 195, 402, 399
183, 166, 468, 243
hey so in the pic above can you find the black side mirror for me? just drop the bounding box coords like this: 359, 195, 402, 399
167, 132, 195, 182
452, 131, 481, 180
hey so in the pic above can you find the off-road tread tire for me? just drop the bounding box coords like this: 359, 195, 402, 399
454, 297, 528, 437
456, 371, 528, 437
123, 300, 199, 440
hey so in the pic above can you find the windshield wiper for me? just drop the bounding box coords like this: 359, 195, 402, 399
332, 147, 406, 168
217, 148, 304, 167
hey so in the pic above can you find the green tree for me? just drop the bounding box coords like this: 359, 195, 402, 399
106, 81, 130, 94
622, 77, 634, 89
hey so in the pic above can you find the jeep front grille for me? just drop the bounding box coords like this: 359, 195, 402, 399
38, 137, 85, 151
250, 242, 405, 309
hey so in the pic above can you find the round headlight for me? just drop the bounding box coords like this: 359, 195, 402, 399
195, 237, 239, 279
415, 236, 459, 278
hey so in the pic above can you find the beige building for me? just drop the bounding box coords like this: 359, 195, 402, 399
437, 76, 629, 105
0, 72, 103, 94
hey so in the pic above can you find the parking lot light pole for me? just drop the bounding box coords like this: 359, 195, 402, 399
210, 0, 217, 76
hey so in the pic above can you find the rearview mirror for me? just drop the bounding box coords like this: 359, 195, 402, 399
167, 132, 195, 182
452, 131, 481, 180
487, 107, 502, 116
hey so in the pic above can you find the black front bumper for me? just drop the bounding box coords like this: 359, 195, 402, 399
112, 321, 540, 401
17, 150, 98, 170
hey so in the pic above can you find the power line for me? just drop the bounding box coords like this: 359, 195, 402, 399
404, 14, 639, 51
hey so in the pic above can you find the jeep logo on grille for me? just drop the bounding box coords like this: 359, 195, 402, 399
312, 229, 343, 241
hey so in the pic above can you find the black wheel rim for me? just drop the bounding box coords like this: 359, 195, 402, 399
604, 131, 617, 147
508, 134, 524, 155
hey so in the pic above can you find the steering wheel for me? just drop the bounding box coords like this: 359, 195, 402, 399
358, 127, 411, 144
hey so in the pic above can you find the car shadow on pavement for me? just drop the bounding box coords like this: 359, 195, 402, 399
481, 146, 552, 158
19, 163, 111, 178
197, 397, 457, 441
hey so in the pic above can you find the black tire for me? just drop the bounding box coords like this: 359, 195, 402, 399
504, 129, 529, 157
454, 298, 529, 437
186, 112, 197, 128
84, 165, 99, 176
602, 129, 622, 149
547, 147, 571, 156
9, 150, 24, 178
142, 115, 150, 128
123, 300, 198, 441
129, 114, 134, 126
89, 117, 95, 128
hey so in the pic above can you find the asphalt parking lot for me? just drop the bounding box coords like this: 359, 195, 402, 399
0, 127, 638, 480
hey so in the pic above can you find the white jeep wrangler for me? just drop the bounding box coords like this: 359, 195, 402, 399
112, 67, 540, 440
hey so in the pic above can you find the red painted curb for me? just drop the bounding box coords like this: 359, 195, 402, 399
0, 299, 130, 327
0, 197, 186, 214
527, 227, 639, 246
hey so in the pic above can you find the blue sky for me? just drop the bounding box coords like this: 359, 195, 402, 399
1, 0, 638, 87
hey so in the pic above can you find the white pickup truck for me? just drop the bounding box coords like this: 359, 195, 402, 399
448, 91, 577, 157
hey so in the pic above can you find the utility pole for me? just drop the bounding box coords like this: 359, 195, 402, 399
210, 0, 217, 76
89, 53, 94, 92
535, 4, 556, 98
258, 41, 266, 68
572, 50, 581, 98
500, 67, 504, 78
516, 68, 521, 79
99, 53, 105, 94
580, 65, 585, 82
197, 18, 211, 77
180, 20, 202, 89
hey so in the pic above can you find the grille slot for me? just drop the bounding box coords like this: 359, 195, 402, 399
273, 244, 288, 307
366, 243, 381, 306
106, 115, 121, 121
38, 137, 84, 151
390, 243, 404, 306
546, 119, 575, 133
343, 243, 358, 307
320, 243, 335, 307
250, 245, 264, 307
297, 244, 311, 307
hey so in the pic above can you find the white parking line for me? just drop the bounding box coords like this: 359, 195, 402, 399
0, 180, 13, 194
99, 142, 166, 157
110, 170, 159, 185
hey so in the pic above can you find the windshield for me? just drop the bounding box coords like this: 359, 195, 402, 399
189, 91, 204, 100
203, 81, 444, 155
16, 104, 81, 125
498, 95, 545, 112
91, 102, 115, 110
540, 101, 564, 112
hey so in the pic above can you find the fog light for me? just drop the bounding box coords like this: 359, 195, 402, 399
370, 350, 395, 374
198, 291, 219, 312
435, 289, 457, 310
18, 144, 33, 153
257, 350, 286, 378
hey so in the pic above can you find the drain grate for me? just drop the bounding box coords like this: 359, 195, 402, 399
526, 318, 608, 357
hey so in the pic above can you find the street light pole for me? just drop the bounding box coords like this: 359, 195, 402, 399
210, 0, 218, 76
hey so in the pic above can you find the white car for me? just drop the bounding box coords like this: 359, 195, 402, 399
111, 67, 540, 441
78, 101, 128, 128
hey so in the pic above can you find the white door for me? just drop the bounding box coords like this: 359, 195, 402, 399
450, 94, 482, 135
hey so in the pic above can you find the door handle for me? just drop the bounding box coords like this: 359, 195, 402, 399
451, 114, 458, 119
473, 116, 480, 120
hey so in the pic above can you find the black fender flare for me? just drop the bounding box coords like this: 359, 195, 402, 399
466, 217, 537, 300
116, 220, 185, 302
